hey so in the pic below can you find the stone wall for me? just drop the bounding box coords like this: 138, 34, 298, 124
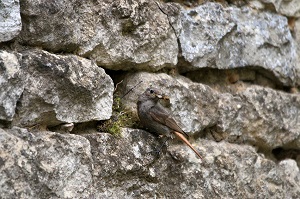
0, 0, 299, 198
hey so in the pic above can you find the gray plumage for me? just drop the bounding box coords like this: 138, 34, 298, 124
137, 87, 188, 138
137, 87, 203, 159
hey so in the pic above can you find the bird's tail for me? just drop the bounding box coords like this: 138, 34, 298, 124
173, 131, 203, 159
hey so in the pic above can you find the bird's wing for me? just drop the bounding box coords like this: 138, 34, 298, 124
149, 105, 189, 138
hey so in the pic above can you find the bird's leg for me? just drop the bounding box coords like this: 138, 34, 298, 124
150, 136, 170, 156
157, 137, 170, 153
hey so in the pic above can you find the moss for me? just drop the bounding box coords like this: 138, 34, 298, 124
97, 95, 138, 137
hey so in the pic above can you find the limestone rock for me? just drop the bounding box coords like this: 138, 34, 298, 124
252, 0, 300, 17
0, 1, 299, 198
294, 18, 300, 86
0, 51, 24, 121
177, 3, 298, 86
1, 127, 299, 198
18, 0, 178, 70
218, 86, 300, 150
120, 72, 300, 151
0, 127, 94, 199
19, 49, 113, 126
178, 3, 235, 69
0, 49, 113, 127
120, 72, 220, 133
0, 0, 22, 42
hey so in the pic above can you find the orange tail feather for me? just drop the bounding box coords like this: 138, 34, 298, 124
173, 131, 203, 159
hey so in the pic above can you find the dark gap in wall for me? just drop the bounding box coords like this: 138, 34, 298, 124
199, 125, 226, 142
262, 3, 276, 12
200, 125, 300, 167
272, 147, 300, 162
200, 124, 248, 145
0, 120, 12, 129
180, 66, 296, 94
0, 39, 16, 51
70, 121, 99, 135
161, 0, 205, 8
225, 0, 247, 7
48, 121, 99, 134
104, 68, 128, 88
161, 0, 246, 8
288, 17, 296, 37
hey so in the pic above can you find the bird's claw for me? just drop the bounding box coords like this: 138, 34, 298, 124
147, 147, 162, 157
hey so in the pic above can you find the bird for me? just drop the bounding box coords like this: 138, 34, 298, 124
137, 87, 203, 159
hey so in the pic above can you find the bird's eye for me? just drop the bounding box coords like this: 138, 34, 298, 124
149, 89, 154, 94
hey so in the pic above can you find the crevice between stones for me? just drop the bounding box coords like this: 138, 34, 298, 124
180, 66, 298, 94
272, 147, 300, 165
48, 121, 99, 135
154, 1, 183, 62
202, 124, 300, 167
156, 5, 298, 95
0, 120, 11, 129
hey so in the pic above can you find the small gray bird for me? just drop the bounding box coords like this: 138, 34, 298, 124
137, 87, 203, 159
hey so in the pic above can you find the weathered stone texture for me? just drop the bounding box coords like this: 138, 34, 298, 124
18, 50, 114, 126
294, 18, 300, 85
0, 51, 24, 120
0, 0, 22, 42
0, 127, 94, 199
0, 1, 299, 198
121, 72, 300, 151
1, 127, 299, 198
252, 0, 300, 17
18, 0, 178, 70
177, 3, 298, 86
0, 49, 114, 127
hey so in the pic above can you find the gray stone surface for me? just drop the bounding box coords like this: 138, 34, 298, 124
17, 49, 113, 126
177, 3, 298, 86
178, 3, 235, 69
1, 127, 299, 198
294, 18, 300, 85
0, 49, 113, 127
120, 72, 300, 151
253, 0, 300, 17
0, 127, 94, 199
0, 1, 299, 198
18, 0, 178, 70
218, 86, 300, 150
0, 51, 24, 121
120, 71, 220, 133
0, 0, 22, 42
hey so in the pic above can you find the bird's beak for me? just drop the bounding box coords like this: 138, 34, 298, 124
156, 94, 163, 98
